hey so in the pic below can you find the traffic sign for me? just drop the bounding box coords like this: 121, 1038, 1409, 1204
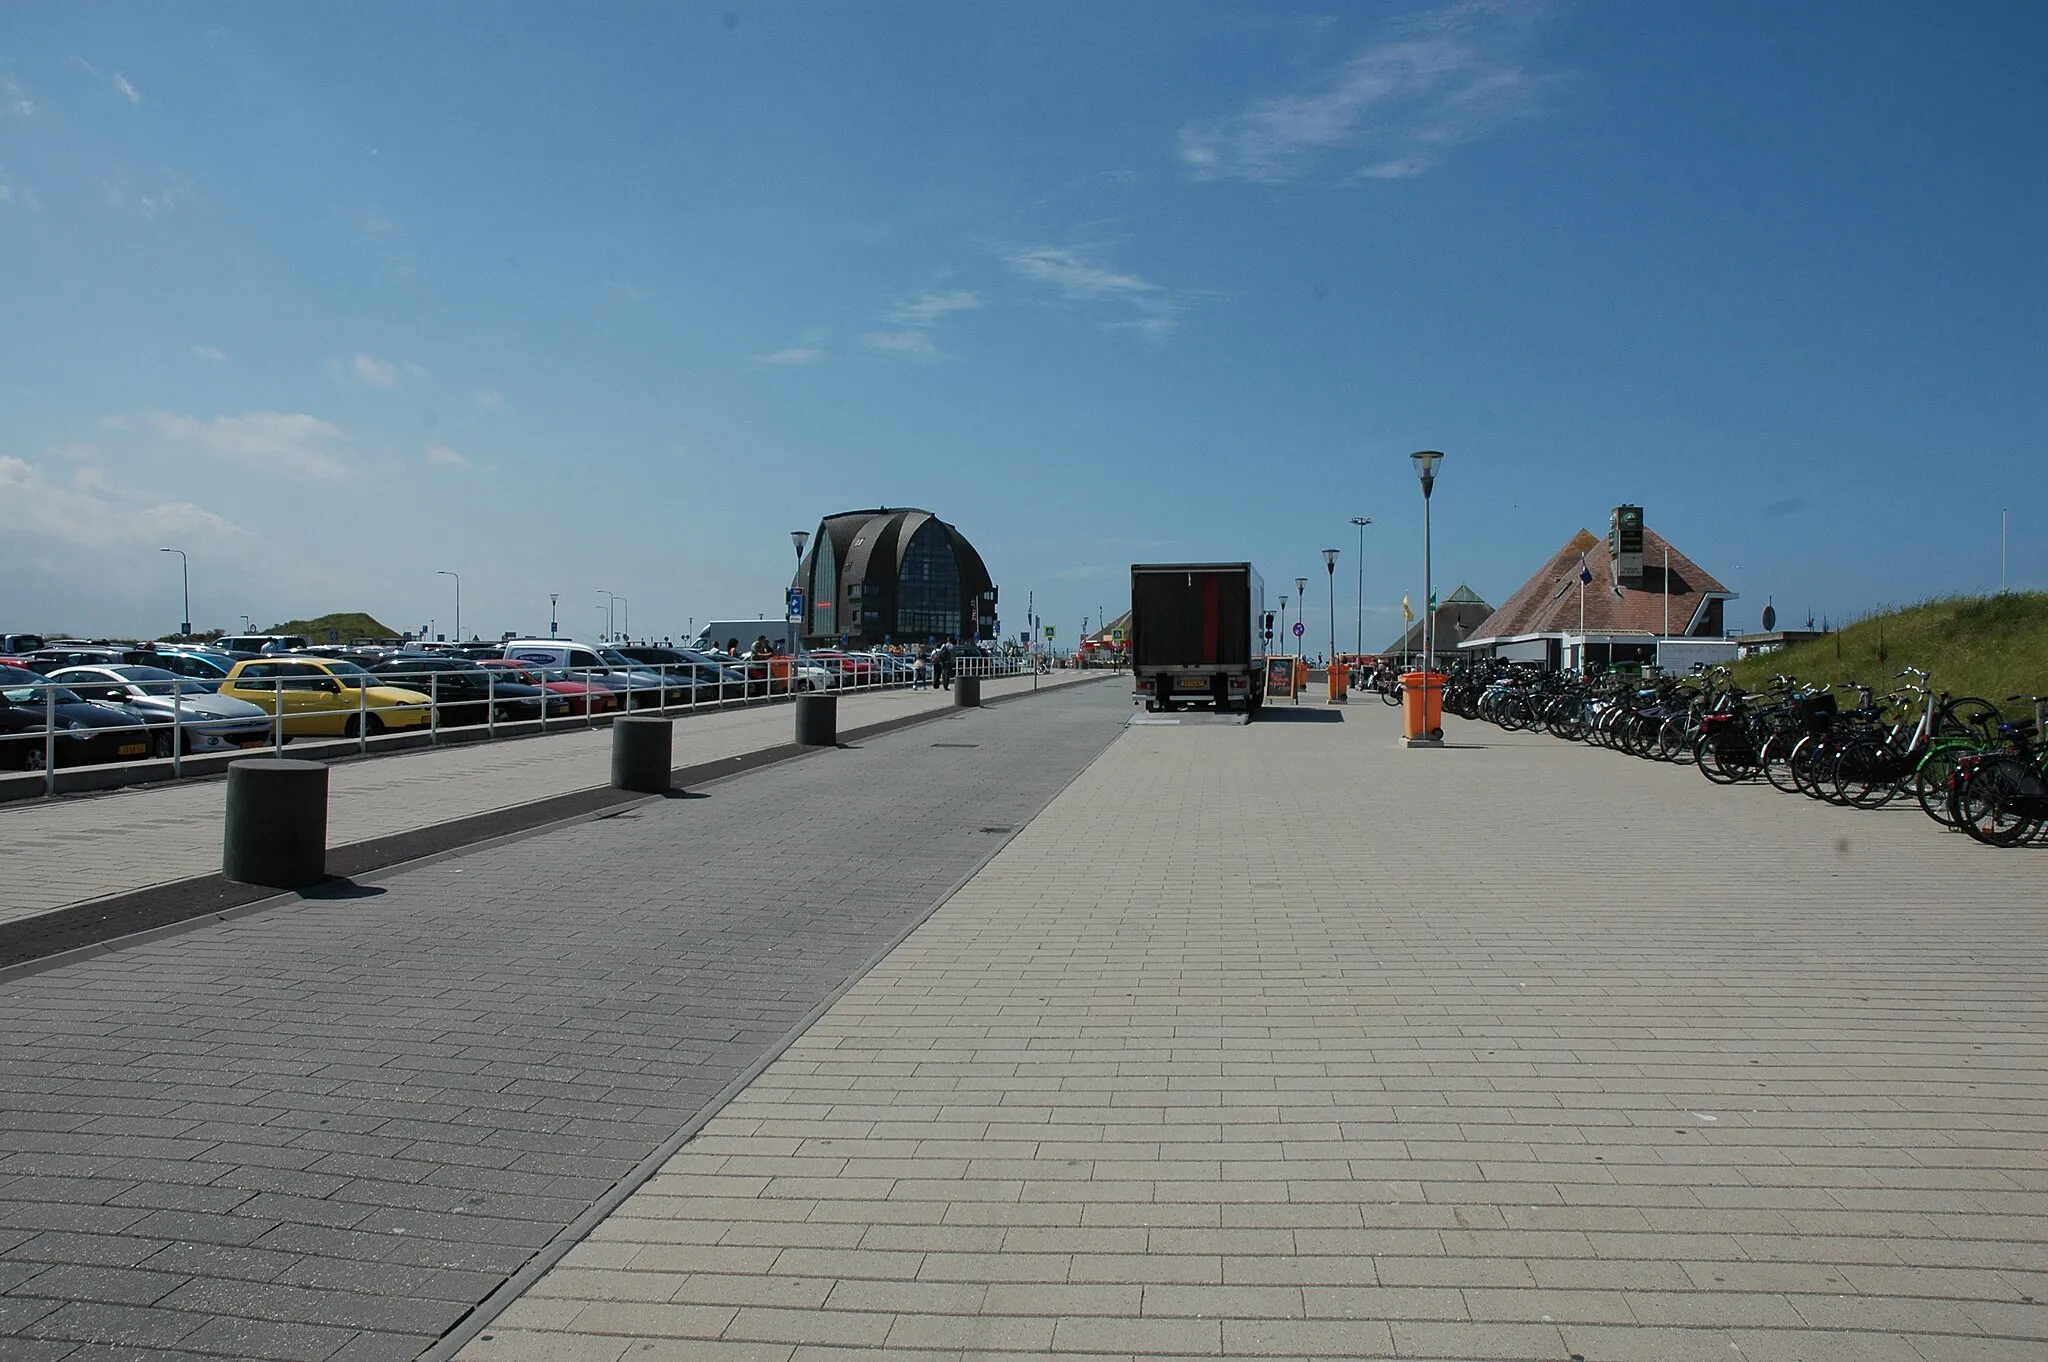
1292, 621, 1305, 638
786, 588, 804, 622
1044, 625, 1055, 639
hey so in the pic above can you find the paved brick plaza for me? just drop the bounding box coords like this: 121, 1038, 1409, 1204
2, 681, 2044, 1361
468, 701, 2046, 1362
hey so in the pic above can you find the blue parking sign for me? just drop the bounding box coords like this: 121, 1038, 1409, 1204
787, 588, 804, 622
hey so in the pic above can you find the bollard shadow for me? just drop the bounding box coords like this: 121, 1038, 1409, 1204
657, 789, 709, 800
301, 878, 387, 901
1255, 709, 1345, 724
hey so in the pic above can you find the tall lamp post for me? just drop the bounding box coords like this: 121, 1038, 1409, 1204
615, 597, 629, 644
790, 530, 810, 654
597, 589, 615, 642
1349, 517, 1371, 655
437, 570, 460, 643
1321, 548, 1339, 666
1293, 577, 1307, 660
1409, 451, 1444, 675
549, 593, 559, 638
158, 547, 191, 638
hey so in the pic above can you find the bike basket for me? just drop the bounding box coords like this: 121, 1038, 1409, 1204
1798, 693, 1838, 721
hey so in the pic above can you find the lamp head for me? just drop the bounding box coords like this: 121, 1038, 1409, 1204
1322, 548, 1339, 573
1295, 577, 1307, 595
1350, 516, 1371, 528
1409, 449, 1444, 497
791, 529, 810, 558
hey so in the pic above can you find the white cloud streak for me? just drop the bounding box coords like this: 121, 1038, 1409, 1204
756, 346, 824, 367
862, 290, 981, 360
149, 411, 349, 481
0, 456, 246, 551
476, 389, 505, 409
425, 444, 470, 468
114, 73, 141, 105
1178, 1, 1563, 184
3, 81, 32, 118
192, 345, 226, 363
1004, 246, 1184, 343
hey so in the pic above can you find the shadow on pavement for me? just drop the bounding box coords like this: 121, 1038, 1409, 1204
300, 878, 388, 900
1255, 709, 1345, 723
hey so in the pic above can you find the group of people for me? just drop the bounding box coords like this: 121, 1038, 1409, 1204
911, 637, 963, 690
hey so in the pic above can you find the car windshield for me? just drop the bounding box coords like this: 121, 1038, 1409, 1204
324, 663, 376, 689
596, 649, 639, 667
5, 686, 83, 706
109, 666, 211, 696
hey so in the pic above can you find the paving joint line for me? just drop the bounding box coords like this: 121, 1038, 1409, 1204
416, 685, 1133, 1362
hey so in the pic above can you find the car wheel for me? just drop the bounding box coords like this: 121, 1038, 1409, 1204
366, 714, 386, 736
151, 730, 175, 759
23, 746, 46, 772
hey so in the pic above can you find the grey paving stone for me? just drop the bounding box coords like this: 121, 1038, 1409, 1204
1, 681, 1125, 1362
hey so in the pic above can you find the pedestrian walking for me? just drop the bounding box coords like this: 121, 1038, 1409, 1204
933, 637, 956, 691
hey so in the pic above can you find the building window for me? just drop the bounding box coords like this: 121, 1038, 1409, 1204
896, 520, 961, 640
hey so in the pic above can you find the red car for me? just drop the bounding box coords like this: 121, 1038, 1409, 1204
477, 660, 620, 715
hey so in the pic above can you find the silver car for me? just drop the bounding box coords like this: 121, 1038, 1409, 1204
50, 665, 273, 755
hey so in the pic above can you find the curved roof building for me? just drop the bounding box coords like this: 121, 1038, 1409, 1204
793, 508, 996, 646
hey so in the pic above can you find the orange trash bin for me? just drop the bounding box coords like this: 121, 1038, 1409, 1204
1399, 671, 1445, 740
1327, 661, 1348, 703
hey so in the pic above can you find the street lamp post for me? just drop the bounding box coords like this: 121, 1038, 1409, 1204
791, 530, 810, 654
1322, 548, 1339, 667
597, 589, 615, 642
158, 548, 190, 638
616, 597, 629, 644
437, 570, 460, 643
549, 593, 559, 638
1409, 451, 1444, 675
1349, 517, 1371, 655
1293, 577, 1307, 661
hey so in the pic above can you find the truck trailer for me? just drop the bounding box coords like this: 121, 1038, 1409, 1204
1129, 562, 1271, 714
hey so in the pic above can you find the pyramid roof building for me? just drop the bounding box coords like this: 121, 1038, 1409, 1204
1379, 584, 1495, 658
1463, 523, 1733, 651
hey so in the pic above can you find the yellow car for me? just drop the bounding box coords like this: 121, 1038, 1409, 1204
221, 657, 432, 738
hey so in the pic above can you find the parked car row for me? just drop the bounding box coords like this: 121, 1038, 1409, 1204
0, 633, 938, 774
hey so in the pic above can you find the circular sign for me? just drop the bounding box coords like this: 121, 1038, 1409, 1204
1292, 621, 1305, 637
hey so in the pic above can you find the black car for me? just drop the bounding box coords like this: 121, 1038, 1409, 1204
611, 646, 748, 702
363, 655, 570, 724
0, 664, 171, 769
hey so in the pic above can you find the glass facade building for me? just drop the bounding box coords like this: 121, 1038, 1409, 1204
792, 508, 996, 647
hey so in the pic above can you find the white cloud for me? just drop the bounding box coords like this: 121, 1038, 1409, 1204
1004, 245, 1184, 343
476, 389, 505, 409
336, 352, 399, 388
102, 171, 183, 218
861, 330, 940, 358
149, 410, 348, 481
861, 291, 980, 361
424, 444, 469, 468
0, 455, 246, 551
3, 81, 32, 118
192, 345, 226, 363
886, 290, 981, 327
1177, 1, 1563, 184
114, 73, 141, 105
345, 204, 416, 279
756, 346, 824, 367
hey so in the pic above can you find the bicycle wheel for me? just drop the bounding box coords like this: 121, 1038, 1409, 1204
1657, 714, 1695, 763
1788, 734, 1831, 800
1955, 754, 2041, 846
1831, 737, 1901, 809
1939, 696, 2002, 738
1914, 746, 1968, 827
1761, 731, 1803, 793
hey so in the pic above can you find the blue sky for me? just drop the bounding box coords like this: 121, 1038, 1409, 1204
4, 1, 2042, 649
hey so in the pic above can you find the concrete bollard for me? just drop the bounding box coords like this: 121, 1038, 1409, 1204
795, 692, 838, 746
954, 675, 982, 708
612, 715, 674, 793
223, 758, 329, 889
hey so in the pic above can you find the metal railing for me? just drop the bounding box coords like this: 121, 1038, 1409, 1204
0, 649, 984, 796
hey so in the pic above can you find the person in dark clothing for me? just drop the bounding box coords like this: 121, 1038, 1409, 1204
933, 637, 956, 690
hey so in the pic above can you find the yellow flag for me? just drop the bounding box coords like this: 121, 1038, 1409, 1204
1401, 595, 1413, 624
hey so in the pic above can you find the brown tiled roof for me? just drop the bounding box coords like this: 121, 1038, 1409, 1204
1464, 527, 1731, 643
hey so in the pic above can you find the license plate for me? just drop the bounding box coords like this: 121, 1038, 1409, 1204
1175, 677, 1208, 689
119, 743, 146, 756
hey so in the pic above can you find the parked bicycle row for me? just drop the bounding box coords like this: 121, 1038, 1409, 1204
1431, 659, 2047, 849
0, 634, 1024, 783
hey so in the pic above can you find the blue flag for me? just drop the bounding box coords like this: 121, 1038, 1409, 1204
1578, 554, 1594, 585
